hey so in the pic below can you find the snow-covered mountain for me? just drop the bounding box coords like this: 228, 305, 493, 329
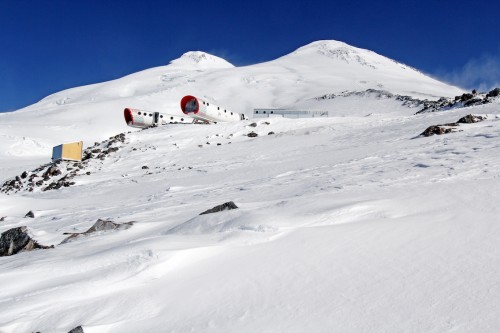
3, 40, 500, 333
0, 40, 465, 177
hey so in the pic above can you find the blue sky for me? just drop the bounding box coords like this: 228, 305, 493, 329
1, 0, 499, 112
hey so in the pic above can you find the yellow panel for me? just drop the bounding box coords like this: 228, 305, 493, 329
61, 141, 83, 161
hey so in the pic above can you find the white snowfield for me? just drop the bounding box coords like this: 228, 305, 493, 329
1, 40, 500, 332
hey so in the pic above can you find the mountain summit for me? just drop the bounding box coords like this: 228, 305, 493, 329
168, 51, 234, 69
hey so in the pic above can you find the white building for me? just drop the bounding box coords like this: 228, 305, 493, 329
253, 109, 329, 118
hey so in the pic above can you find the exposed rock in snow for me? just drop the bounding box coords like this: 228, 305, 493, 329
457, 114, 486, 124
199, 202, 239, 215
24, 211, 35, 218
247, 132, 258, 137
60, 219, 134, 244
0, 133, 127, 194
419, 114, 486, 137
420, 124, 459, 137
314, 88, 500, 115
0, 227, 53, 256
67, 326, 84, 333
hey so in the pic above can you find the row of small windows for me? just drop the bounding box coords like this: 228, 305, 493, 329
254, 111, 274, 114
138, 109, 234, 119
201, 103, 233, 115
137, 112, 153, 117
217, 107, 230, 114
136, 112, 185, 122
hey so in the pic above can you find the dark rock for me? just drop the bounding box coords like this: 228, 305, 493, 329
457, 114, 486, 124
199, 201, 239, 215
43, 182, 59, 191
0, 226, 53, 256
217, 143, 222, 146
268, 131, 275, 135
82, 152, 92, 161
43, 175, 51, 181
107, 147, 119, 153
420, 125, 456, 137
486, 87, 500, 98
247, 132, 258, 137
68, 325, 84, 333
86, 172, 91, 175
44, 165, 61, 177
142, 165, 149, 169
248, 123, 258, 127
25, 211, 35, 218
0, 217, 5, 222
35, 180, 44, 186
464, 98, 482, 107
21, 171, 28, 179
263, 122, 271, 125
61, 219, 134, 244
91, 148, 101, 154
460, 93, 474, 102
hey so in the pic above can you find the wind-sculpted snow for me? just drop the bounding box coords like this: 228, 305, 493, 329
1, 40, 500, 332
1, 100, 500, 332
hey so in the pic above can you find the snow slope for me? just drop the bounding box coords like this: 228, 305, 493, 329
1, 98, 500, 332
3, 40, 500, 333
0, 40, 464, 177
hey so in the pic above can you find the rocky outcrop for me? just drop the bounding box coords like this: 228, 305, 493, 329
68, 325, 84, 333
247, 132, 258, 138
486, 87, 500, 98
200, 202, 239, 215
60, 219, 134, 244
457, 114, 486, 124
317, 88, 499, 115
1, 133, 128, 194
420, 125, 458, 137
24, 211, 35, 218
420, 114, 486, 137
0, 227, 53, 256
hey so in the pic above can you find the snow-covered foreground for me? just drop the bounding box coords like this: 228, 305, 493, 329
1, 99, 500, 332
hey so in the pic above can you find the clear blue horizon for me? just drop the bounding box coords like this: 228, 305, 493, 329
1, 0, 499, 112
